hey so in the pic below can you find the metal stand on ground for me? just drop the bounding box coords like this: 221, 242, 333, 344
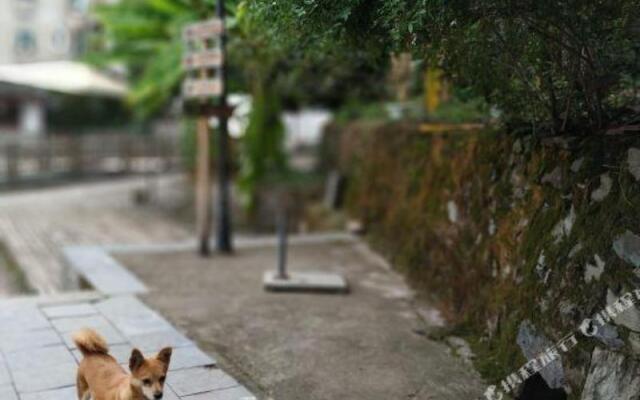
277, 208, 289, 280
263, 207, 349, 294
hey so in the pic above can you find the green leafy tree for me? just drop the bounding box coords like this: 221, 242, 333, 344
87, 0, 239, 119
230, 1, 287, 210
238, 85, 287, 210
246, 0, 640, 133
230, 1, 388, 109
87, 0, 286, 209
89, 0, 388, 118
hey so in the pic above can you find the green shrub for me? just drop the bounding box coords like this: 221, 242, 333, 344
238, 85, 288, 210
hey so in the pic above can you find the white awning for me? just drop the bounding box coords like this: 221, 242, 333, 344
0, 61, 128, 97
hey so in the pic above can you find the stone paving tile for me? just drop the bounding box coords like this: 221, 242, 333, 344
0, 301, 37, 316
183, 385, 257, 400
167, 367, 238, 397
163, 385, 181, 400
0, 296, 255, 400
12, 362, 76, 393
35, 291, 105, 307
0, 384, 18, 400
64, 247, 147, 295
4, 345, 76, 372
41, 303, 97, 319
49, 315, 127, 348
19, 386, 76, 400
128, 328, 193, 352
0, 328, 61, 353
0, 305, 50, 333
95, 296, 173, 336
0, 354, 11, 386
169, 345, 216, 371
85, 268, 148, 296
50, 314, 116, 333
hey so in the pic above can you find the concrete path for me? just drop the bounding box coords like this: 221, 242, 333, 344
0, 291, 255, 400
0, 176, 191, 294
116, 241, 485, 400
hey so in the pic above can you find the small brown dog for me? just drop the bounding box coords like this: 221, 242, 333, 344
73, 328, 172, 400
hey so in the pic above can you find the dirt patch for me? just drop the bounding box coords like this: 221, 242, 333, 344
0, 241, 32, 297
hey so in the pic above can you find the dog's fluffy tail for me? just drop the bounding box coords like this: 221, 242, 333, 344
73, 328, 109, 357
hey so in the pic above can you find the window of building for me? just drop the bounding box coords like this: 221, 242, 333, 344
14, 29, 37, 57
51, 27, 70, 54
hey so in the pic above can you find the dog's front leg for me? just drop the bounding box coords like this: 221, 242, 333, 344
77, 371, 91, 400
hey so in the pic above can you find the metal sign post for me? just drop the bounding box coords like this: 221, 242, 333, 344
263, 196, 349, 294
182, 3, 233, 255
277, 208, 289, 280
215, 0, 233, 253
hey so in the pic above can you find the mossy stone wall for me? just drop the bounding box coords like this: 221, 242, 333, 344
331, 121, 640, 397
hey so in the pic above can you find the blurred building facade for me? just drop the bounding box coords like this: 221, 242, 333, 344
0, 0, 124, 137
0, 0, 103, 65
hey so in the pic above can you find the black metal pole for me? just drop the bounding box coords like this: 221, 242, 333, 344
277, 208, 288, 279
215, 0, 233, 253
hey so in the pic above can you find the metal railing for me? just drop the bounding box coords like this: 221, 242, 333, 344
0, 133, 182, 186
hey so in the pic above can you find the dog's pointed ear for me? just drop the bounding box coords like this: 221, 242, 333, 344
157, 347, 172, 365
129, 348, 144, 372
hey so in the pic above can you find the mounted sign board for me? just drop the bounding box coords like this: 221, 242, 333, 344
182, 18, 224, 100
183, 78, 222, 99
182, 14, 233, 255
183, 18, 223, 42
183, 49, 223, 70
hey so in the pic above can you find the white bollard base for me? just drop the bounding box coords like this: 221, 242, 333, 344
263, 271, 349, 293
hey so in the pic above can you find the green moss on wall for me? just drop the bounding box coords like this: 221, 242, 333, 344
330, 121, 640, 395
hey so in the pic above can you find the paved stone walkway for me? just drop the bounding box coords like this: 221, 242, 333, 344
0, 292, 255, 400
0, 177, 257, 400
0, 176, 192, 294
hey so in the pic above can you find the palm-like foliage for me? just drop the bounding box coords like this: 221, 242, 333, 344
87, 0, 224, 119
89, 0, 288, 209
88, 0, 386, 119
238, 83, 287, 211
232, 1, 288, 209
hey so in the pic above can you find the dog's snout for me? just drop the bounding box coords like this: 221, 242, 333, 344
154, 393, 163, 400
